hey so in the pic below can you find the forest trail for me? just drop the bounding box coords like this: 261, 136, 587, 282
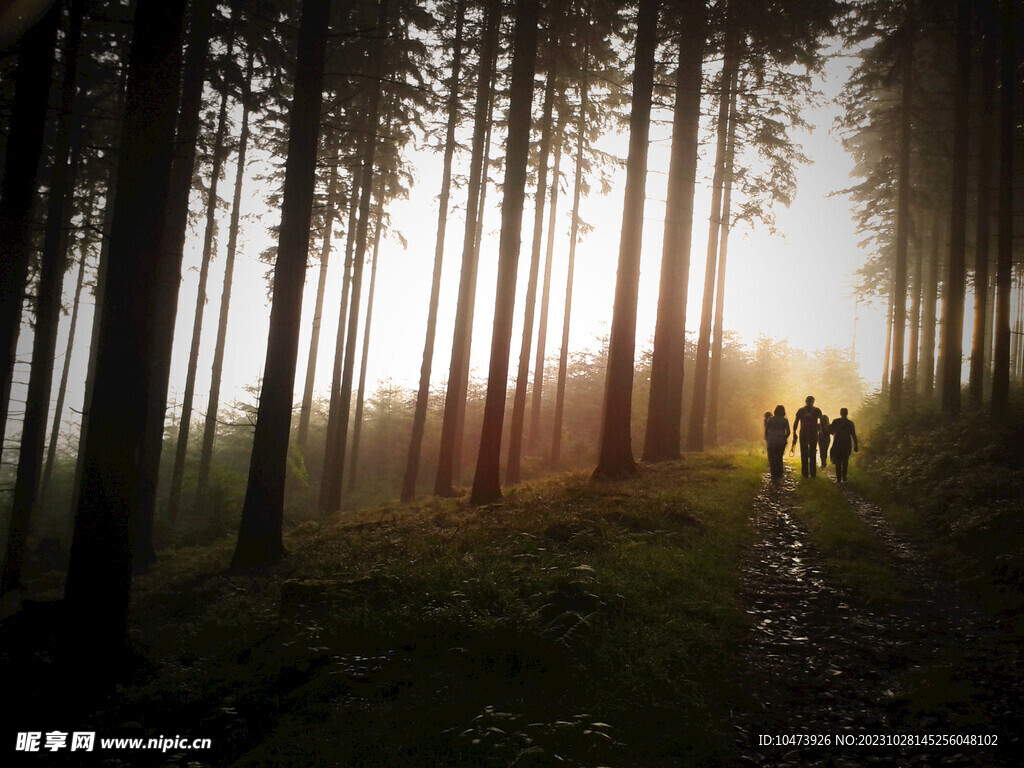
732, 468, 1022, 768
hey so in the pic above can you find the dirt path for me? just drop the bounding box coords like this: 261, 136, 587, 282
731, 468, 1021, 767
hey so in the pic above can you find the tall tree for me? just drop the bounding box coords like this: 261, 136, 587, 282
401, 0, 466, 502
592, 0, 660, 479
434, 0, 501, 497
63, 0, 188, 660
642, 0, 704, 463
196, 49, 255, 502
468, 0, 541, 504
991, 0, 1015, 416
0, 3, 60, 458
939, 0, 971, 416
232, 0, 331, 567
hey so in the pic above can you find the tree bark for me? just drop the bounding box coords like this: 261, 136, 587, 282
297, 145, 342, 453
939, 0, 972, 417
469, 0, 541, 505
0, 3, 60, 460
196, 50, 254, 502
991, 0, 1015, 417
507, 29, 560, 486
920, 212, 940, 396
685, 26, 737, 452
642, 3, 704, 463
434, 0, 501, 497
167, 64, 233, 524
1, 0, 83, 595
232, 0, 330, 567
592, 0, 660, 478
64, 0, 188, 661
401, 0, 465, 502
906, 226, 923, 395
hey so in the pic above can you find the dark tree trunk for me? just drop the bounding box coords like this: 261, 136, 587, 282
401, 0, 465, 502
642, 4, 704, 463
232, 0, 330, 567
528, 127, 563, 451
906, 228, 923, 394
507, 30, 559, 486
881, 291, 893, 399
297, 144, 342, 453
346, 198, 384, 494
317, 183, 358, 512
469, 0, 541, 505
134, 0, 216, 571
889, 0, 914, 413
434, 0, 501, 497
167, 68, 233, 524
64, 0, 188, 661
551, 47, 589, 468
706, 82, 738, 448
920, 212, 940, 396
1, 0, 83, 595
592, 0, 660, 479
939, 0, 972, 417
969, 7, 997, 410
991, 0, 1015, 417
685, 31, 737, 452
0, 4, 60, 458
196, 51, 254, 502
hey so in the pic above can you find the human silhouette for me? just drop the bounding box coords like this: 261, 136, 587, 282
829, 407, 858, 482
791, 395, 822, 478
764, 405, 790, 480
818, 414, 831, 467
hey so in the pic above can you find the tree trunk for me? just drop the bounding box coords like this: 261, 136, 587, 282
319, 0, 389, 514
969, 9, 996, 410
889, 0, 914, 413
906, 227, 923, 395
297, 148, 341, 453
642, 3, 704, 463
991, 0, 1015, 417
134, 0, 216, 571
434, 0, 501, 497
920, 212, 940, 396
939, 0, 972, 417
685, 30, 737, 452
401, 0, 465, 502
592, 0, 660, 478
507, 29, 560, 486
469, 0, 541, 504
196, 50, 254, 502
316, 181, 359, 512
706, 80, 739, 448
1, 0, 83, 595
232, 0, 330, 567
346, 197, 384, 494
881, 289, 893, 399
528, 126, 563, 451
167, 67, 233, 524
64, 0, 188, 662
0, 4, 60, 460
551, 46, 589, 468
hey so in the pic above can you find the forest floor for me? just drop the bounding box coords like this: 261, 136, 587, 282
2, 451, 1022, 767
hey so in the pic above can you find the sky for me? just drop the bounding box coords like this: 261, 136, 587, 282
7, 39, 892, 457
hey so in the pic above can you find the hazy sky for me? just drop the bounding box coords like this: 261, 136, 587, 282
14, 40, 893, 454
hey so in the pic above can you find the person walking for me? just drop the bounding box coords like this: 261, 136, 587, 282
791, 395, 822, 478
829, 407, 858, 482
764, 405, 790, 480
818, 413, 831, 468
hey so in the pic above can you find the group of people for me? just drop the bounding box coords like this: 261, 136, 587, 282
762, 395, 858, 482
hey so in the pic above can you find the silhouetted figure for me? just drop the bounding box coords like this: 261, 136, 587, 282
791, 395, 822, 477
829, 407, 858, 482
764, 405, 790, 480
818, 414, 831, 467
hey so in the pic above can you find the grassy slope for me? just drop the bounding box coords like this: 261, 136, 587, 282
115, 453, 764, 767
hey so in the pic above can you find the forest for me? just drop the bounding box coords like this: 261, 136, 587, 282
1, 0, 1022, 765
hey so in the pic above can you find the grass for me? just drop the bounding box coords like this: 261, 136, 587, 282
788, 459, 905, 605
79, 452, 768, 767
